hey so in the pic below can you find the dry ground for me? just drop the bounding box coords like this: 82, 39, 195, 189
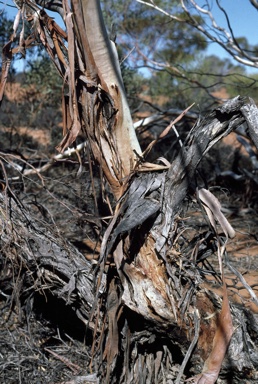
0, 84, 258, 382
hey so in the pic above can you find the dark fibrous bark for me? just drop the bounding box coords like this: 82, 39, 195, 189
1, 97, 258, 383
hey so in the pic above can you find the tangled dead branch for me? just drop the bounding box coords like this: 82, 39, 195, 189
0, 96, 258, 383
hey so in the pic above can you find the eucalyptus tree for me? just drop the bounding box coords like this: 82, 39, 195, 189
1, 1, 258, 383
137, 0, 258, 107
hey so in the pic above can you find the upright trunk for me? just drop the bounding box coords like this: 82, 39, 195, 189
82, 0, 141, 170
71, 0, 142, 197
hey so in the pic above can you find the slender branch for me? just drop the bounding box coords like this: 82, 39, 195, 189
250, 0, 258, 10
138, 0, 258, 68
136, 0, 184, 22
0, 142, 87, 180
181, 0, 258, 67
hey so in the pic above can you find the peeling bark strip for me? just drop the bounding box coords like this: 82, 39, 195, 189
197, 188, 235, 239
241, 98, 258, 150
188, 284, 233, 384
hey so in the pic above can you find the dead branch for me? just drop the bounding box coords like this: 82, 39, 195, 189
1, 95, 258, 382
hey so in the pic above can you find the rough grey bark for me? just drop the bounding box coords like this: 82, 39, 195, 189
1, 97, 258, 383
0, 191, 100, 325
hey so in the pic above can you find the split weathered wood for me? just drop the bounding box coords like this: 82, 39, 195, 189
1, 97, 258, 382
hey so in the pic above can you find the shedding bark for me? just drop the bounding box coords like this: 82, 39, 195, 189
1, 1, 258, 383
1, 96, 258, 382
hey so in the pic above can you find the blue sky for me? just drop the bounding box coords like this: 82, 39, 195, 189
2, 2, 63, 71
198, 0, 258, 72
2, 0, 258, 73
